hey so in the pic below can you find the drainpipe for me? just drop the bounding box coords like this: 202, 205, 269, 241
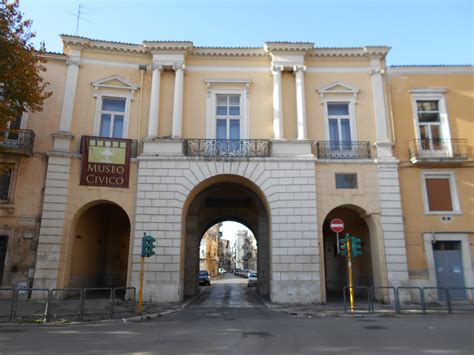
137, 65, 146, 140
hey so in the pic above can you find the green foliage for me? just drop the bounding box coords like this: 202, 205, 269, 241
0, 0, 51, 129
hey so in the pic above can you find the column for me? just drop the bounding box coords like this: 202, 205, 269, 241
147, 63, 163, 138
294, 65, 307, 140
58, 51, 81, 133
171, 62, 185, 138
370, 59, 392, 157
272, 65, 284, 139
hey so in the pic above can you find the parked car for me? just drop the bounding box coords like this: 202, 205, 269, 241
199, 270, 211, 286
219, 268, 226, 274
247, 272, 257, 287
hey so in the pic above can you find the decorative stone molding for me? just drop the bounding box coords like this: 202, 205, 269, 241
65, 58, 82, 67
271, 65, 284, 74
317, 81, 360, 103
172, 62, 185, 72
91, 75, 139, 98
264, 42, 315, 53
293, 65, 307, 73
151, 63, 164, 72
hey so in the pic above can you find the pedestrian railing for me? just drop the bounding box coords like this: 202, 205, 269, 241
343, 286, 371, 314
0, 287, 137, 323
369, 287, 399, 314
342, 286, 474, 315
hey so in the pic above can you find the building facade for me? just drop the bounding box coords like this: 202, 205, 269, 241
0, 35, 471, 304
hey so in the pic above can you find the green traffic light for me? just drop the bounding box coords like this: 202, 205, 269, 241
351, 236, 362, 257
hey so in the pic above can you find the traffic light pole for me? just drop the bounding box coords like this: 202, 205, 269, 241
346, 238, 355, 312
138, 255, 145, 315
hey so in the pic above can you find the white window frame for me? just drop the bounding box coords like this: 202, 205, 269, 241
423, 233, 472, 302
421, 171, 461, 215
215, 93, 242, 140
324, 99, 357, 143
410, 90, 452, 156
93, 92, 132, 138
205, 80, 250, 139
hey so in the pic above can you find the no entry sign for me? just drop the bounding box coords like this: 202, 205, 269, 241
330, 218, 344, 233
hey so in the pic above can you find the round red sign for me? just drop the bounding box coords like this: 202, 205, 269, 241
330, 218, 344, 233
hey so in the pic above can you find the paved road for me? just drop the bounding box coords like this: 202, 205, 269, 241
191, 273, 264, 308
0, 274, 473, 354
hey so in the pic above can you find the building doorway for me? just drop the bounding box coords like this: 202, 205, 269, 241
68, 202, 131, 289
323, 205, 374, 301
182, 176, 269, 299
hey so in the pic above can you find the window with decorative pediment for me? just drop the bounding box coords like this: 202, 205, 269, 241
91, 76, 139, 138
317, 81, 359, 150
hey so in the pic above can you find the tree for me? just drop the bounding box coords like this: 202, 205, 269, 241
0, 0, 51, 129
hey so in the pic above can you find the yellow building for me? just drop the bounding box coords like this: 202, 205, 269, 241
389, 66, 473, 301
0, 35, 471, 304
199, 224, 220, 278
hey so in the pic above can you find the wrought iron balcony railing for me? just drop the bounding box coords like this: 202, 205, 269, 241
0, 129, 35, 156
409, 139, 469, 163
183, 139, 271, 158
315, 141, 371, 159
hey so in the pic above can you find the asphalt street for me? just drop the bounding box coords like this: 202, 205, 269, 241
0, 274, 472, 354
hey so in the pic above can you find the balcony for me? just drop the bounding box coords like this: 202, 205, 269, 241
315, 141, 371, 160
409, 139, 469, 164
0, 129, 35, 156
183, 139, 271, 158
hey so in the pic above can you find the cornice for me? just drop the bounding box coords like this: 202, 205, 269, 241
61, 35, 147, 54
143, 41, 193, 52
191, 47, 266, 57
309, 46, 390, 58
264, 41, 315, 53
388, 65, 474, 75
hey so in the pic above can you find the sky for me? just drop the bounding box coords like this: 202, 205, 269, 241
19, 0, 473, 65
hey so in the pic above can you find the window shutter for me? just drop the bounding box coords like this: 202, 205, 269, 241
426, 178, 453, 211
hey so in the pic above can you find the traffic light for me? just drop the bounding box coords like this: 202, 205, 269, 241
141, 233, 157, 257
339, 237, 348, 257
351, 236, 362, 257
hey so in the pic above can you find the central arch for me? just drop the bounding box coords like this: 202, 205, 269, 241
182, 175, 270, 298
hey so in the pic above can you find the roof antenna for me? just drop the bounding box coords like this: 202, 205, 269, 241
66, 3, 93, 36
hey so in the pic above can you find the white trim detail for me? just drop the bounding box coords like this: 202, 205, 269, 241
421, 171, 461, 215
423, 233, 473, 301
322, 99, 358, 142
91, 75, 139, 99
205, 81, 250, 139
411, 91, 452, 155
317, 81, 360, 103
389, 66, 474, 75
93, 92, 132, 138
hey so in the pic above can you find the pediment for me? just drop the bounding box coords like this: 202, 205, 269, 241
91, 75, 139, 92
317, 81, 359, 95
317, 81, 359, 104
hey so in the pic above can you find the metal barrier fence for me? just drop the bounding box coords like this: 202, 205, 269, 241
369, 287, 399, 314
343, 286, 371, 314
343, 286, 474, 315
0, 287, 137, 323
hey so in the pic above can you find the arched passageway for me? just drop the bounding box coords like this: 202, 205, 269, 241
323, 205, 375, 301
182, 176, 270, 298
68, 203, 131, 289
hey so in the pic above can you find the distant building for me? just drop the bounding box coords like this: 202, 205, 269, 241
199, 224, 220, 277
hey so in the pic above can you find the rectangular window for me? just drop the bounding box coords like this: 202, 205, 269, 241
327, 102, 351, 150
216, 94, 241, 140
0, 235, 7, 284
99, 97, 126, 138
416, 100, 443, 150
335, 173, 358, 189
423, 172, 459, 213
0, 164, 14, 203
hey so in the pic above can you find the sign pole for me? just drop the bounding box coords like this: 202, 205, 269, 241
138, 256, 145, 315
336, 232, 340, 254
347, 238, 355, 312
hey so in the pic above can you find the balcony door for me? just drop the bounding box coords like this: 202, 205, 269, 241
327, 103, 353, 151
215, 94, 241, 154
412, 92, 452, 158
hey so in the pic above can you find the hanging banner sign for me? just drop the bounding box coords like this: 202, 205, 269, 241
80, 136, 132, 188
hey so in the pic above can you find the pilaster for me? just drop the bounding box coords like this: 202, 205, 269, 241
171, 63, 185, 138
147, 63, 163, 138
272, 65, 284, 139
